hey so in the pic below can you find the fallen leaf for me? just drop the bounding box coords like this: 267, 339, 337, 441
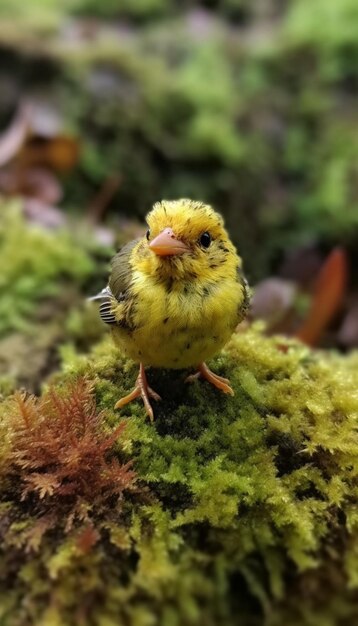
21, 135, 80, 172
295, 248, 348, 346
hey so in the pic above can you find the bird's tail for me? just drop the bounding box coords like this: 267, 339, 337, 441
87, 285, 113, 302
87, 286, 117, 325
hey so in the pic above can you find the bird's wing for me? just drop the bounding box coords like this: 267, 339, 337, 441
88, 285, 118, 325
89, 238, 140, 327
109, 238, 140, 300
237, 267, 250, 322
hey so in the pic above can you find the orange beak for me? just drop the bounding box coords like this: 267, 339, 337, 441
149, 228, 190, 257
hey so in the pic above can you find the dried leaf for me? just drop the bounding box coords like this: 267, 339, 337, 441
295, 248, 348, 346
21, 135, 80, 172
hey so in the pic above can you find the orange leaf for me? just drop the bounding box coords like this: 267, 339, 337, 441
44, 136, 80, 172
295, 248, 348, 346
21, 135, 80, 172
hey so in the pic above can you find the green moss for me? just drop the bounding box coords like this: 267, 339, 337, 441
59, 0, 358, 278
0, 202, 111, 390
0, 326, 357, 625
2, 2, 358, 278
0, 201, 95, 337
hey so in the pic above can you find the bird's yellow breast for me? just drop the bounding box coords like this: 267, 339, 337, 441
112, 272, 244, 369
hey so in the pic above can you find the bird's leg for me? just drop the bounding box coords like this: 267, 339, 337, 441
185, 362, 234, 396
115, 363, 161, 421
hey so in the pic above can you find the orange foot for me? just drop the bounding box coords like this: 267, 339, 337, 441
185, 362, 234, 396
115, 363, 161, 422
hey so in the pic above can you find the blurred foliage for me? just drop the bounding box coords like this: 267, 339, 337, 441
0, 201, 94, 336
0, 202, 109, 392
0, 0, 357, 280
0, 6, 357, 623
0, 327, 358, 624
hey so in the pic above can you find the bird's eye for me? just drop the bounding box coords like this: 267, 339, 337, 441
199, 232, 211, 248
146, 229, 150, 241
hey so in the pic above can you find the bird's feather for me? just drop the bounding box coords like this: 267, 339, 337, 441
87, 285, 113, 302
109, 238, 140, 300
92, 200, 250, 367
99, 297, 117, 325
90, 240, 140, 327
237, 267, 251, 322
88, 286, 117, 325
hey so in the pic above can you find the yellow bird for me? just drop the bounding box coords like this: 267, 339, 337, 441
91, 199, 250, 420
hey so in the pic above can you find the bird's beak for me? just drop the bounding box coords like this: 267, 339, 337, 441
149, 228, 190, 256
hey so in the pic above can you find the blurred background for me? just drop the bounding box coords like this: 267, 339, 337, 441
0, 0, 357, 394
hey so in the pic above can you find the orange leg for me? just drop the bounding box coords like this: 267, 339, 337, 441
185, 362, 234, 396
115, 363, 161, 422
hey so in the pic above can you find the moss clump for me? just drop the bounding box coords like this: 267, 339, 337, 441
0, 326, 357, 625
0, 202, 96, 337
0, 202, 109, 390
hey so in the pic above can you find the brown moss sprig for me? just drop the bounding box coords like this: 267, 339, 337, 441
0, 378, 137, 549
10, 379, 134, 503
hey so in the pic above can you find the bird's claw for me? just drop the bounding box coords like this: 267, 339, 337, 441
114, 364, 161, 422
185, 362, 234, 396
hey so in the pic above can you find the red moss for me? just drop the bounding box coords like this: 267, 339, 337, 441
5, 378, 136, 527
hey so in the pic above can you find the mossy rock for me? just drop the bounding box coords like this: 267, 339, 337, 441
0, 326, 357, 625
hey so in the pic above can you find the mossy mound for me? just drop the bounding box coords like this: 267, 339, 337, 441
0, 326, 357, 625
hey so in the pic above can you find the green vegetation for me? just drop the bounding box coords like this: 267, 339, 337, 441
0, 203, 107, 392
0, 326, 357, 625
1, 0, 358, 278
0, 202, 94, 336
0, 3, 357, 623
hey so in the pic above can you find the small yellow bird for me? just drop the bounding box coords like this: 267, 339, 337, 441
92, 199, 250, 420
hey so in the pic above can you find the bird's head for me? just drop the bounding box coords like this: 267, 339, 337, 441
132, 199, 238, 284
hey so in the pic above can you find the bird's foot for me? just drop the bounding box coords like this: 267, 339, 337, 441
115, 363, 161, 422
185, 362, 234, 396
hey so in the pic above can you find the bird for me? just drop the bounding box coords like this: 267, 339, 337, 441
91, 199, 250, 421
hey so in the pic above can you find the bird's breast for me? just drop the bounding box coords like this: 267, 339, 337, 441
112, 275, 242, 369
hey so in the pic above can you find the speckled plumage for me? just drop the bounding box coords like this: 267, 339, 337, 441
93, 199, 250, 418
102, 199, 249, 368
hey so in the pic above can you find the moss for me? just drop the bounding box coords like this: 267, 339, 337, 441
1, 2, 358, 278
0, 202, 110, 389
0, 201, 95, 337
0, 326, 357, 625
60, 1, 358, 277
